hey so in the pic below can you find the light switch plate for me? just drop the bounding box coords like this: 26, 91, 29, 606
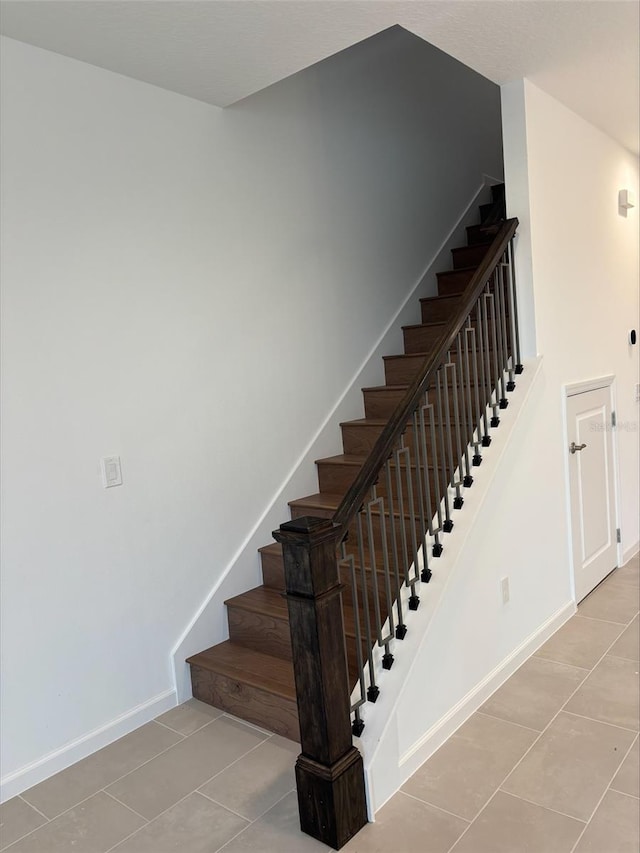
101, 456, 123, 488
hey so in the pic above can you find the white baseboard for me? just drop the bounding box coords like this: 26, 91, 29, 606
622, 541, 639, 566
367, 600, 575, 814
0, 689, 176, 803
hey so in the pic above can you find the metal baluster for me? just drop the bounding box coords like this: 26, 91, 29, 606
384, 457, 407, 639
419, 399, 442, 558
474, 291, 492, 447
466, 319, 486, 456
434, 369, 454, 531
491, 269, 508, 409
341, 540, 366, 736
356, 511, 378, 702
508, 238, 524, 374
366, 495, 394, 670
445, 358, 465, 509
481, 288, 499, 429
453, 332, 473, 486
411, 411, 430, 581
486, 289, 503, 421
498, 256, 515, 391
463, 318, 482, 466
439, 361, 461, 509
399, 441, 420, 609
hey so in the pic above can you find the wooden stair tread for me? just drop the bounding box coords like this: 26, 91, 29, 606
314, 453, 367, 467
225, 585, 288, 618
401, 320, 447, 332
361, 384, 409, 393
187, 641, 295, 699
340, 417, 388, 427
420, 293, 461, 303
226, 582, 361, 640
258, 542, 281, 557
289, 492, 344, 511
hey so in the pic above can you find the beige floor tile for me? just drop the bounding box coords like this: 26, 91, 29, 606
480, 656, 588, 731
611, 738, 640, 798
401, 713, 537, 820
0, 797, 47, 850
20, 722, 182, 819
614, 557, 639, 588
110, 792, 247, 852
342, 791, 468, 853
573, 790, 640, 853
610, 616, 640, 662
564, 655, 639, 731
199, 735, 298, 820
105, 716, 267, 820
221, 791, 330, 852
154, 698, 223, 735
449, 790, 584, 853
4, 792, 144, 853
578, 578, 639, 625
534, 615, 624, 669
502, 712, 636, 821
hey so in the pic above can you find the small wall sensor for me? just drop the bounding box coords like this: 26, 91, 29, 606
619, 189, 636, 210
630, 329, 637, 346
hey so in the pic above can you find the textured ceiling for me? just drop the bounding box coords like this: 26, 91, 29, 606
1, 0, 638, 154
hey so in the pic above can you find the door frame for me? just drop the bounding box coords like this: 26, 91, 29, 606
562, 374, 622, 602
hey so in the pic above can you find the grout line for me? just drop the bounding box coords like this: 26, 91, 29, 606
101, 790, 150, 823
16, 794, 50, 822
567, 735, 640, 853
213, 788, 300, 853
571, 612, 631, 627
473, 710, 543, 734
608, 786, 640, 800
605, 651, 640, 664
561, 709, 639, 735
195, 790, 256, 822
494, 789, 587, 824
398, 790, 470, 824
445, 611, 636, 853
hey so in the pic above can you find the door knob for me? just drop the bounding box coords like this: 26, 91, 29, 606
569, 442, 587, 454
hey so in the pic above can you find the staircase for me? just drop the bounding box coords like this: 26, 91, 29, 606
187, 184, 512, 740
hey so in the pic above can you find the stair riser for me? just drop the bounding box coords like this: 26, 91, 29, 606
363, 387, 408, 419
402, 324, 446, 354
403, 318, 511, 356
437, 269, 475, 297
466, 222, 501, 245
420, 295, 461, 324
227, 607, 292, 661
384, 352, 505, 387
451, 244, 490, 269
317, 461, 361, 495
190, 665, 299, 741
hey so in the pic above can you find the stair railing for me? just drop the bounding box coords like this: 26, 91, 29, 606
275, 217, 520, 849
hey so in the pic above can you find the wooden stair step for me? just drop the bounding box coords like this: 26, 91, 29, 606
420, 294, 461, 324
225, 586, 293, 661
451, 242, 492, 269
402, 321, 448, 354
258, 540, 396, 616
187, 641, 299, 741
362, 384, 408, 419
466, 221, 502, 245
259, 542, 286, 589
436, 267, 477, 297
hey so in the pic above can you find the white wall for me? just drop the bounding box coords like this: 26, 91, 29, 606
361, 78, 639, 813
0, 27, 504, 797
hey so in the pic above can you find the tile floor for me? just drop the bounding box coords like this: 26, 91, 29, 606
1, 555, 638, 853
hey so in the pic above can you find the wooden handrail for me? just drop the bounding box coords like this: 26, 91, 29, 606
332, 217, 519, 537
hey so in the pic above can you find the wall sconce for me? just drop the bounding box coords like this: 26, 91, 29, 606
619, 189, 636, 216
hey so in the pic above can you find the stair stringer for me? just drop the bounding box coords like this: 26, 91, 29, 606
353, 357, 576, 817
170, 177, 501, 702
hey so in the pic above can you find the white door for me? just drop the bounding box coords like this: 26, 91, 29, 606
567, 386, 618, 602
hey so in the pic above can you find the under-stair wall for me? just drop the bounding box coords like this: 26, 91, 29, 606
1, 29, 504, 799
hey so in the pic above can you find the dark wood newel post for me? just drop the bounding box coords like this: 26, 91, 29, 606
273, 516, 368, 850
